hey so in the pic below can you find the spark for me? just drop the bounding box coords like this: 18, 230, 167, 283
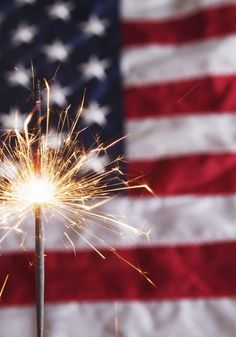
114, 302, 120, 337
0, 81, 154, 285
177, 80, 202, 103
0, 274, 9, 299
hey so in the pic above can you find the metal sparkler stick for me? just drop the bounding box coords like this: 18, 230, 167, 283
35, 204, 44, 337
34, 79, 44, 337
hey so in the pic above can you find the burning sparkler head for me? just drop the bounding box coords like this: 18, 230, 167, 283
15, 175, 56, 205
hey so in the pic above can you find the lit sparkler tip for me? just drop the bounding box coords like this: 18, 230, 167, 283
16, 175, 56, 204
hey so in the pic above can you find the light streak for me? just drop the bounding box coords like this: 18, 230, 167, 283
114, 302, 120, 337
0, 274, 9, 299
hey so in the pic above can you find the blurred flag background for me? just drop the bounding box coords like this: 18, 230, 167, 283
0, 0, 236, 336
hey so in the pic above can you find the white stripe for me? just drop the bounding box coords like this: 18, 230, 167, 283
122, 35, 236, 86
1, 195, 236, 251
122, 0, 236, 20
126, 114, 236, 160
1, 299, 236, 337
102, 196, 236, 245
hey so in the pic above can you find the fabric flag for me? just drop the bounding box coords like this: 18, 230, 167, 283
0, 0, 236, 336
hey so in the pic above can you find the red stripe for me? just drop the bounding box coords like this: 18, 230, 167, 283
123, 5, 236, 46
1, 242, 236, 305
124, 76, 236, 119
127, 153, 236, 196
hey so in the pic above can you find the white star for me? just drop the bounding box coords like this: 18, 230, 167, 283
43, 40, 70, 62
47, 1, 74, 21
81, 16, 109, 37
0, 107, 26, 131
15, 0, 36, 6
11, 23, 37, 46
82, 102, 109, 126
80, 56, 110, 81
82, 152, 108, 173
6, 65, 30, 87
48, 83, 71, 107
43, 129, 66, 149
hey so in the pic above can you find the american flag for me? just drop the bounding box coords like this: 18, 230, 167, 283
0, 0, 236, 336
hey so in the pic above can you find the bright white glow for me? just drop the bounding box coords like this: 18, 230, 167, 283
16, 176, 56, 205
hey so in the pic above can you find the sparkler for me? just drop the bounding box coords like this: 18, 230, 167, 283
0, 80, 154, 337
